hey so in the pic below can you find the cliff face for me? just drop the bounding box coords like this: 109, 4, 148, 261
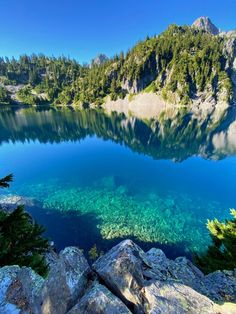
0, 240, 235, 314
1, 17, 235, 111
114, 22, 236, 114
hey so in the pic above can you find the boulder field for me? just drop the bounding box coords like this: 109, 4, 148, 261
0, 240, 235, 313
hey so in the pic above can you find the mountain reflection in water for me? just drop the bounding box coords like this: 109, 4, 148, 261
0, 105, 235, 161
0, 105, 236, 257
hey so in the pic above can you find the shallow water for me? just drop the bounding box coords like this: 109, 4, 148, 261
0, 106, 236, 258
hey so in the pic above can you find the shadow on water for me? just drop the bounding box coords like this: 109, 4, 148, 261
26, 203, 192, 260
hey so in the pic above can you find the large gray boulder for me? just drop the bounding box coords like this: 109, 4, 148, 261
93, 239, 236, 313
39, 246, 91, 314
92, 240, 217, 313
68, 281, 131, 314
93, 239, 149, 312
0, 265, 44, 314
203, 270, 236, 302
142, 280, 216, 314
145, 247, 236, 303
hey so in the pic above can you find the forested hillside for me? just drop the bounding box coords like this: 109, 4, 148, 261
0, 23, 235, 106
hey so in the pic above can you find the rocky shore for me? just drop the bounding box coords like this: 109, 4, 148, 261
0, 239, 236, 314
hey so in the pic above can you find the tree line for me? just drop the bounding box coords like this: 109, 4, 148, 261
0, 25, 233, 106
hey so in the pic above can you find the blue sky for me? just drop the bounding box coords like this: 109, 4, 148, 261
0, 0, 235, 63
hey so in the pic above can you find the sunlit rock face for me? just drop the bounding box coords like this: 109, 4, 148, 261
67, 282, 131, 314
0, 265, 44, 314
1, 240, 235, 314
192, 17, 219, 35
39, 247, 91, 314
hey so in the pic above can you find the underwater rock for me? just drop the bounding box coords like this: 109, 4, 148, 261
116, 185, 128, 195
17, 181, 220, 252
39, 247, 92, 314
95, 176, 117, 190
67, 281, 131, 314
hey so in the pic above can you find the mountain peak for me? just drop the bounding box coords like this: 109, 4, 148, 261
91, 54, 108, 66
192, 17, 219, 35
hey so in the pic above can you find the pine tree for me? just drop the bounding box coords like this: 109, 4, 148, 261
0, 174, 13, 188
195, 209, 236, 273
0, 174, 50, 276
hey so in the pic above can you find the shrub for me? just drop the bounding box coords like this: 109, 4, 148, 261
195, 209, 236, 273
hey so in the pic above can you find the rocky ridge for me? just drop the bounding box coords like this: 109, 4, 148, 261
101, 17, 236, 125
91, 54, 108, 67
0, 239, 235, 313
192, 17, 220, 35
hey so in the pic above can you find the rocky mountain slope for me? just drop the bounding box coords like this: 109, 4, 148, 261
0, 240, 235, 314
0, 17, 235, 114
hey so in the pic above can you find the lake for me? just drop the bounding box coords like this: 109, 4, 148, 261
0, 105, 236, 259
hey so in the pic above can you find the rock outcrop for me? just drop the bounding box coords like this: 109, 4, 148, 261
0, 265, 44, 313
0, 240, 236, 313
68, 282, 131, 314
192, 17, 219, 35
39, 247, 91, 314
91, 54, 108, 67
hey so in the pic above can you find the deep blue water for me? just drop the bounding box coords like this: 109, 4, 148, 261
0, 106, 235, 258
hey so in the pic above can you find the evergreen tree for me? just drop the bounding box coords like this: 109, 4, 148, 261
0, 24, 233, 106
0, 174, 50, 276
195, 209, 236, 273
0, 86, 11, 104
0, 174, 13, 188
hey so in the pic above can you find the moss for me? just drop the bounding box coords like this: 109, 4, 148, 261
88, 244, 99, 260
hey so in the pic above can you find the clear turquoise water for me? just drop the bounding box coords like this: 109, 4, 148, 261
0, 106, 236, 258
